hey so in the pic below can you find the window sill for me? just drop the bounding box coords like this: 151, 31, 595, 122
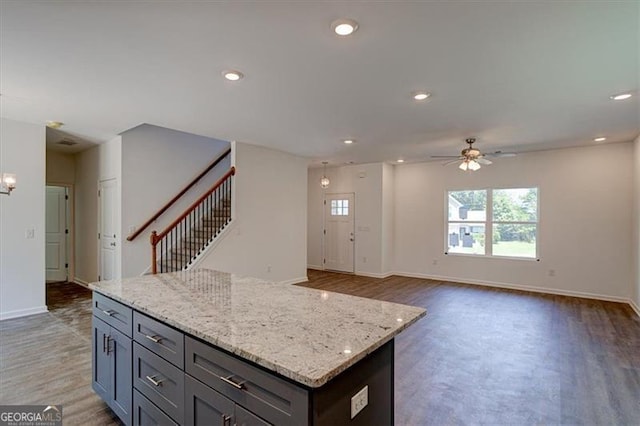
445, 252, 540, 262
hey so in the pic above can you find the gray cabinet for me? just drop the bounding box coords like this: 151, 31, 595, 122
92, 291, 394, 426
185, 375, 270, 426
92, 316, 132, 425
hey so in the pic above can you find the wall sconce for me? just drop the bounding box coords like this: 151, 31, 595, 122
0, 173, 17, 195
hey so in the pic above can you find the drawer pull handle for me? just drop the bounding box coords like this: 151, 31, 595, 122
144, 334, 162, 343
222, 414, 232, 426
101, 309, 115, 317
220, 375, 245, 390
145, 375, 164, 387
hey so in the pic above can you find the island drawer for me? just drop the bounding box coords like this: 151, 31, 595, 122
93, 292, 132, 337
133, 389, 177, 426
133, 342, 185, 424
185, 336, 308, 426
133, 311, 184, 368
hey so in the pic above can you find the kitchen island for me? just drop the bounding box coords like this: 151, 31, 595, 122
89, 269, 425, 425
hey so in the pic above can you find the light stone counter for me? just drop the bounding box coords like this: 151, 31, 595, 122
89, 268, 426, 388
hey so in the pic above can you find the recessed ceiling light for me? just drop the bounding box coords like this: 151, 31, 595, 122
46, 121, 64, 129
343, 139, 354, 145
609, 92, 632, 101
397, 159, 405, 163
331, 18, 358, 36
413, 91, 431, 101
594, 137, 607, 142
222, 70, 244, 81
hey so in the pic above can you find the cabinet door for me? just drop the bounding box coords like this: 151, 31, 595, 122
92, 317, 111, 401
110, 326, 132, 425
236, 406, 272, 426
185, 375, 235, 426
133, 390, 177, 426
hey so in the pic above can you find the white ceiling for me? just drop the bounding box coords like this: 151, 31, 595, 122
1, 1, 638, 165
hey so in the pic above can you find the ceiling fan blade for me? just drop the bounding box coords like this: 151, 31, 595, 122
485, 151, 517, 158
431, 155, 463, 159
477, 157, 492, 165
443, 158, 463, 166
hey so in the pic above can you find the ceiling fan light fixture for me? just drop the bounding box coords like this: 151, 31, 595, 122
468, 160, 481, 171
459, 161, 469, 171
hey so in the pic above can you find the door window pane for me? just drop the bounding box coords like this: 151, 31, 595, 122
330, 199, 349, 216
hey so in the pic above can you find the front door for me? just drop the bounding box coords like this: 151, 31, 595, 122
324, 193, 355, 273
45, 186, 68, 282
99, 179, 117, 281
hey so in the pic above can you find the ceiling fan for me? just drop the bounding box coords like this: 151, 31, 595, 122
431, 138, 516, 171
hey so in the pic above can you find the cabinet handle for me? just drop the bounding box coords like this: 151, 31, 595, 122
221, 414, 231, 426
105, 336, 112, 355
101, 309, 115, 317
102, 333, 107, 353
144, 334, 162, 343
145, 375, 164, 387
220, 375, 245, 390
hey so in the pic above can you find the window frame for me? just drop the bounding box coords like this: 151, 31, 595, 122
445, 187, 540, 261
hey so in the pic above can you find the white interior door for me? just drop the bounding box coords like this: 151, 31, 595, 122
99, 179, 117, 281
324, 193, 355, 273
45, 186, 68, 282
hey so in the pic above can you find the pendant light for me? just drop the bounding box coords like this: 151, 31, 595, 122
320, 162, 330, 188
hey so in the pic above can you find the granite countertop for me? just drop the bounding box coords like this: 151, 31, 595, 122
89, 268, 426, 388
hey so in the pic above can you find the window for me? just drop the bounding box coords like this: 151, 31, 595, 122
331, 199, 349, 216
447, 188, 538, 259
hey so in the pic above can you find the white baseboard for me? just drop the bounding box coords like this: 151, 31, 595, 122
390, 271, 631, 304
307, 264, 323, 271
73, 278, 90, 288
280, 276, 309, 285
0, 306, 49, 321
628, 299, 640, 317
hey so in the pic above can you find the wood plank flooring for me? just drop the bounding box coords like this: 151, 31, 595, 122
0, 282, 121, 425
300, 270, 640, 425
1, 273, 639, 425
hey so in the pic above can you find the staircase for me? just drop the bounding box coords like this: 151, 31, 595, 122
151, 167, 235, 274
156, 195, 231, 272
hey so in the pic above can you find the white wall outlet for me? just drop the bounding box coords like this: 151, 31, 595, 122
267, 265, 272, 273
351, 385, 368, 419
548, 269, 556, 277
362, 256, 367, 263
128, 225, 136, 234
432, 259, 438, 265
25, 228, 35, 239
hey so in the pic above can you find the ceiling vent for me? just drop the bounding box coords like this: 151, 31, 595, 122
57, 140, 78, 146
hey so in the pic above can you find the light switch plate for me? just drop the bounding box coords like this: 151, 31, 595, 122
25, 228, 35, 239
351, 385, 368, 419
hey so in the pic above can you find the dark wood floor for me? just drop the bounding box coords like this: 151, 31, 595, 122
1, 273, 639, 425
300, 270, 640, 425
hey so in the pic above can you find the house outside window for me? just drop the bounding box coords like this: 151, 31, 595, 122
447, 188, 538, 259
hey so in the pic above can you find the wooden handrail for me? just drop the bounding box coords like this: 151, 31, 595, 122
152, 167, 235, 244
127, 147, 231, 241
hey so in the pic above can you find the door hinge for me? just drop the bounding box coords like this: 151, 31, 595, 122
323, 200, 326, 205
323, 258, 326, 263
98, 232, 101, 239
65, 195, 69, 200
65, 229, 69, 234
323, 229, 326, 235
65, 263, 68, 269
98, 189, 101, 197
98, 275, 101, 281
